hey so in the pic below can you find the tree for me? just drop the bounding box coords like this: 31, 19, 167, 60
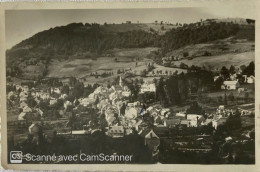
229, 65, 236, 74
26, 96, 37, 108
244, 92, 249, 103
221, 66, 230, 80
240, 65, 246, 72
156, 77, 166, 105
120, 103, 126, 116
62, 85, 70, 95
186, 102, 203, 115
215, 77, 224, 90
242, 61, 255, 76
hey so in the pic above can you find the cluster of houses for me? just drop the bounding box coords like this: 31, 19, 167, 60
214, 72, 255, 90
7, 83, 69, 121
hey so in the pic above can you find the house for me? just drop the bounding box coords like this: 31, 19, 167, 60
160, 108, 170, 117
127, 101, 141, 108
122, 90, 131, 97
180, 119, 189, 127
139, 129, 160, 154
212, 117, 228, 129
18, 112, 27, 120
218, 105, 225, 110
164, 118, 181, 128
35, 108, 44, 117
140, 82, 156, 93
23, 106, 32, 113
49, 99, 57, 105
16, 84, 23, 91
147, 106, 154, 112
60, 94, 68, 99
176, 112, 186, 118
109, 92, 118, 100
243, 75, 255, 83
108, 126, 124, 138
29, 123, 39, 135
214, 75, 221, 82
247, 75, 255, 83
80, 98, 91, 107
19, 92, 28, 102
51, 88, 61, 94
221, 81, 240, 90
187, 114, 204, 127
225, 136, 232, 142
7, 91, 14, 99
238, 87, 246, 93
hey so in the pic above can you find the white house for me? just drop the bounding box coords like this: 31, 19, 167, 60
140, 83, 156, 94
247, 75, 255, 83
221, 80, 240, 90
187, 114, 204, 127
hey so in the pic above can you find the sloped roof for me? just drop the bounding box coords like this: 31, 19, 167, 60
223, 81, 238, 85
165, 119, 181, 125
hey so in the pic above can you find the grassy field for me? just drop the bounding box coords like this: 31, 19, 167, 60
174, 51, 254, 70
48, 48, 156, 77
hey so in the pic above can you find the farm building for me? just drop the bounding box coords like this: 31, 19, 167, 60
221, 81, 240, 90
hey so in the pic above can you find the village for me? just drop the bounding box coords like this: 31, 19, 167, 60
6, 59, 255, 163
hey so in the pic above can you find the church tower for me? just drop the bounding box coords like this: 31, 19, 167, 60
119, 76, 123, 87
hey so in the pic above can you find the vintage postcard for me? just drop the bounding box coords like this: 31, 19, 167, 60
0, 0, 259, 171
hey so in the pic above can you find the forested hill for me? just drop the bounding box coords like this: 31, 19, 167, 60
6, 19, 255, 65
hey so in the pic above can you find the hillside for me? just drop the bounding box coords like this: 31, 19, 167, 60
6, 18, 255, 80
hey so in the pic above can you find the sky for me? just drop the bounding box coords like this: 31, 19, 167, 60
5, 7, 256, 49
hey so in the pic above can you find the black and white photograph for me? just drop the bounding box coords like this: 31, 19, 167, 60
1, 2, 257, 168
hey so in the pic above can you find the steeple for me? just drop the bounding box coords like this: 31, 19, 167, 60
119, 76, 123, 87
